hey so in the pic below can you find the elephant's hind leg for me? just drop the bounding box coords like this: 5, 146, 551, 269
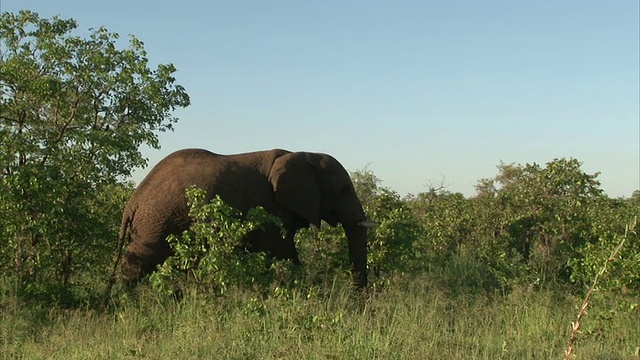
121, 251, 154, 284
121, 240, 171, 284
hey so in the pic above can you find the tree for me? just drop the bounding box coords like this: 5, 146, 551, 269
475, 158, 606, 285
0, 11, 190, 300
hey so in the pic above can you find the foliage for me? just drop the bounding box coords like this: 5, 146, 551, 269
408, 190, 474, 265
485, 159, 605, 285
403, 158, 639, 297
276, 168, 423, 289
406, 189, 505, 292
0, 11, 189, 301
572, 209, 639, 296
295, 225, 350, 286
150, 186, 289, 296
351, 169, 423, 286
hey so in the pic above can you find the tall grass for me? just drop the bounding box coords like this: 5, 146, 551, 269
2, 274, 638, 359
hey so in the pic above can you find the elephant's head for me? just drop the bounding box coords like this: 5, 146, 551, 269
268, 152, 374, 287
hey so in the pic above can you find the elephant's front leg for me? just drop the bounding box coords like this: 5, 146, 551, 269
265, 227, 301, 264
283, 230, 301, 265
243, 225, 300, 264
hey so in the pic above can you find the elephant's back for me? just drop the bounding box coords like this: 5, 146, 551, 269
128, 149, 222, 220
126, 148, 285, 234
157, 148, 221, 166
136, 149, 220, 191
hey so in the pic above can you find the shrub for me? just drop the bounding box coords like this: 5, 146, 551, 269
150, 186, 289, 296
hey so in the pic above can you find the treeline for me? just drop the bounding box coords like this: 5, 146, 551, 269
1, 11, 638, 309
349, 159, 639, 297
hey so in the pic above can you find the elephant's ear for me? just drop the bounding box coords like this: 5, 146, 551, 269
269, 153, 322, 228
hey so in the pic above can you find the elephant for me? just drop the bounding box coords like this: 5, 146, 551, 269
108, 148, 375, 291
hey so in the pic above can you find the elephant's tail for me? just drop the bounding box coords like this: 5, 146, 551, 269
100, 207, 133, 310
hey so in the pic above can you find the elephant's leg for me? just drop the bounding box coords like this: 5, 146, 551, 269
283, 230, 301, 265
243, 225, 300, 264
121, 252, 155, 284
121, 238, 172, 283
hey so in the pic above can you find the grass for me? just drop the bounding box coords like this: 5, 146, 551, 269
2, 275, 638, 359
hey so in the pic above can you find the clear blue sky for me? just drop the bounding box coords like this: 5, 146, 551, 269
3, 1, 639, 197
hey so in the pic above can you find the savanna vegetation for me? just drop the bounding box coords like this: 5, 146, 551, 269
1, 11, 638, 359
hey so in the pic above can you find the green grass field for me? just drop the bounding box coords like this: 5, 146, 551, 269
2, 275, 638, 359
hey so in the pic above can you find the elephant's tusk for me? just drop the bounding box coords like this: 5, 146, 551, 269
357, 221, 378, 228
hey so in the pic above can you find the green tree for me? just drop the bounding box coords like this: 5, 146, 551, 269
475, 158, 606, 286
0, 11, 189, 301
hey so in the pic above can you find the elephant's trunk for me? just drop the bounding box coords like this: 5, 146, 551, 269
343, 223, 369, 288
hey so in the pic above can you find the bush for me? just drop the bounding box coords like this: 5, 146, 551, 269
406, 158, 640, 297
150, 186, 291, 296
